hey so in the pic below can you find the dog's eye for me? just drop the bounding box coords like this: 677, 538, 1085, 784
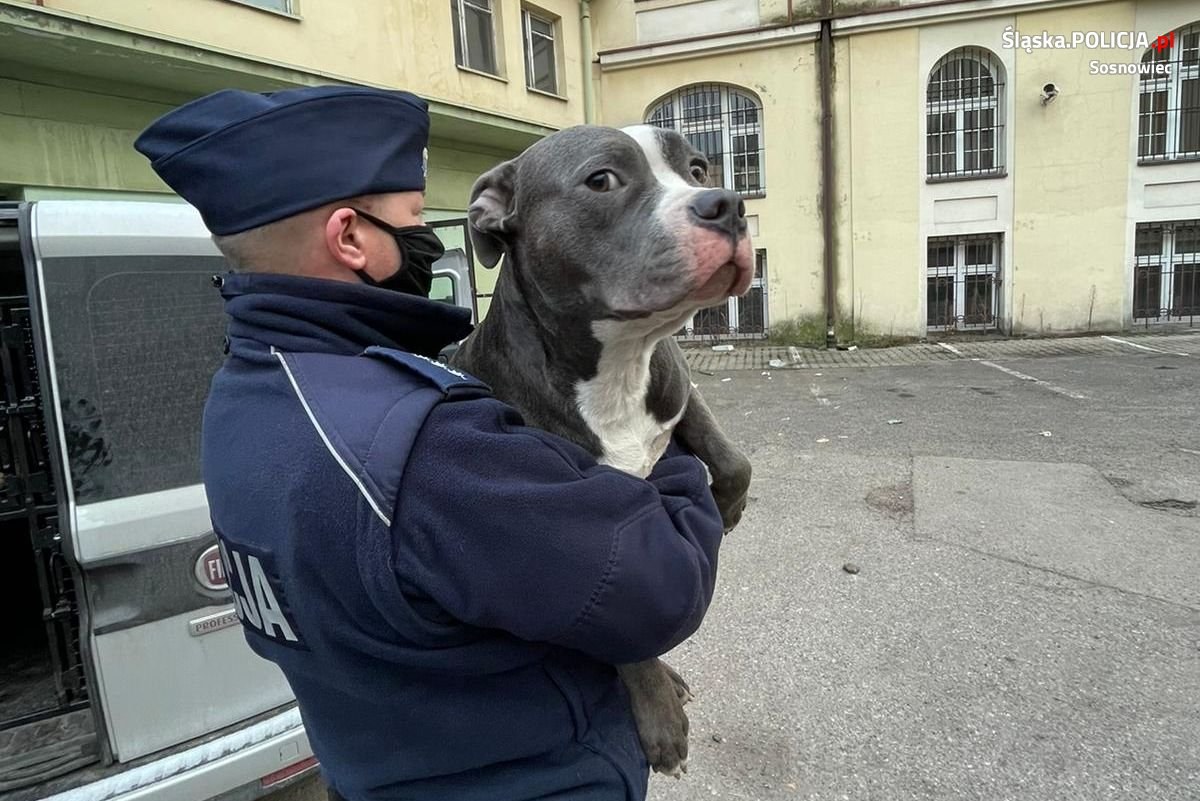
585, 170, 620, 192
689, 164, 708, 184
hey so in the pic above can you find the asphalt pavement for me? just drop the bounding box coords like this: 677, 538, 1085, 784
650, 332, 1200, 801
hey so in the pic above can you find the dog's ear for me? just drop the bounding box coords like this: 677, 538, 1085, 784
468, 159, 518, 269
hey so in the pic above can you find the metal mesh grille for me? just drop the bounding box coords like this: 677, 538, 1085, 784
0, 303, 56, 519
927, 234, 1002, 331
1138, 25, 1200, 162
1, 297, 88, 712
926, 47, 1006, 180
1133, 219, 1200, 324
647, 83, 766, 196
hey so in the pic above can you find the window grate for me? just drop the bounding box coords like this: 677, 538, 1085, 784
927, 234, 1002, 331
1138, 25, 1200, 163
926, 47, 1006, 180
1132, 219, 1200, 325
646, 84, 766, 197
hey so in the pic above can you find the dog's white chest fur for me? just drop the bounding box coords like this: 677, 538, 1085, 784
576, 323, 685, 478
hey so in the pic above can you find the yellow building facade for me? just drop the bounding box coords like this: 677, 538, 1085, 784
593, 0, 1200, 338
1, 0, 1197, 337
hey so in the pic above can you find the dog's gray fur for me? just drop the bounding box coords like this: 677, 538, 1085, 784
452, 124, 753, 777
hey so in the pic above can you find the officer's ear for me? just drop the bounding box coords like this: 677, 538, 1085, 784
468, 158, 518, 269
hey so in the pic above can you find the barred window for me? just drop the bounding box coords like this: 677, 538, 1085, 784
926, 48, 1006, 180
927, 234, 1002, 331
1138, 22, 1200, 162
646, 84, 766, 196
1133, 220, 1200, 322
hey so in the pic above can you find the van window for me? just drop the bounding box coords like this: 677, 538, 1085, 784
429, 273, 457, 306
39, 256, 227, 503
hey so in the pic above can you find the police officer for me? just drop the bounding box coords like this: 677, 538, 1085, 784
135, 85, 726, 801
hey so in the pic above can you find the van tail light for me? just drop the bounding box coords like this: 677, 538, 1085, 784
261, 755, 319, 788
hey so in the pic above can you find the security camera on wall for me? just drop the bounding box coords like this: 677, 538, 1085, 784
1040, 83, 1060, 105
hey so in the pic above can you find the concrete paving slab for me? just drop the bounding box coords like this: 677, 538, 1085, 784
912, 457, 1200, 609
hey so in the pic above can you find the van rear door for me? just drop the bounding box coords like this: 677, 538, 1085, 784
24, 200, 295, 763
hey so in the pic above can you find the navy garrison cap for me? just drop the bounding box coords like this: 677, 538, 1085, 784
134, 85, 430, 235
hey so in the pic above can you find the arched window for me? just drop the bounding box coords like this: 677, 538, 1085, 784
646, 84, 765, 196
926, 48, 1006, 179
1138, 22, 1200, 162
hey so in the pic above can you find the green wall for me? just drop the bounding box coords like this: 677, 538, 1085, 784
1, 70, 519, 314
0, 74, 176, 193
1, 72, 515, 214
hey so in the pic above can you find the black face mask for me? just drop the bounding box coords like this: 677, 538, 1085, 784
351, 208, 446, 297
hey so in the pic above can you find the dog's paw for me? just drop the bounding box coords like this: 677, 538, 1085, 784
628, 681, 690, 777
639, 703, 689, 778
713, 483, 748, 533
711, 454, 752, 533
620, 660, 693, 778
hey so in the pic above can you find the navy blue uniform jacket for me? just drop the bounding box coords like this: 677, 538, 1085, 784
202, 274, 726, 801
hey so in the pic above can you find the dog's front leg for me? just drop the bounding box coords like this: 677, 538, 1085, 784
674, 388, 753, 532
617, 658, 692, 777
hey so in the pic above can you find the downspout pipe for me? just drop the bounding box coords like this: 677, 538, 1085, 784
818, 12, 836, 348
580, 0, 596, 124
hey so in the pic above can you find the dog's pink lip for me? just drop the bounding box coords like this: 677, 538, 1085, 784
607, 267, 745, 319
605, 238, 754, 319
690, 240, 755, 301
688, 262, 740, 303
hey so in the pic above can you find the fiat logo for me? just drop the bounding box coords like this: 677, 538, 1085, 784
195, 544, 228, 591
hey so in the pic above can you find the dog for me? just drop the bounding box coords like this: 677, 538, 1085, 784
452, 124, 754, 778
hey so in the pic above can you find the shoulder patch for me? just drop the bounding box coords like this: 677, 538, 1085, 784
362, 346, 491, 397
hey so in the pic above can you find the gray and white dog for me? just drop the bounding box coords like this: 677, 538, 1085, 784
452, 124, 754, 777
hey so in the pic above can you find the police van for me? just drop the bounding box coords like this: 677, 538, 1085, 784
0, 200, 477, 801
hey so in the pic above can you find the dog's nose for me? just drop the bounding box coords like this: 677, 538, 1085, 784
689, 189, 746, 232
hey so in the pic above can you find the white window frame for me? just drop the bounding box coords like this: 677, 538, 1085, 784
926, 235, 1001, 331
429, 273, 458, 306
522, 8, 559, 96
1138, 23, 1200, 162
1133, 221, 1200, 322
225, 0, 294, 14
452, 0, 499, 76
646, 85, 765, 197
728, 93, 762, 196
926, 49, 1005, 180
